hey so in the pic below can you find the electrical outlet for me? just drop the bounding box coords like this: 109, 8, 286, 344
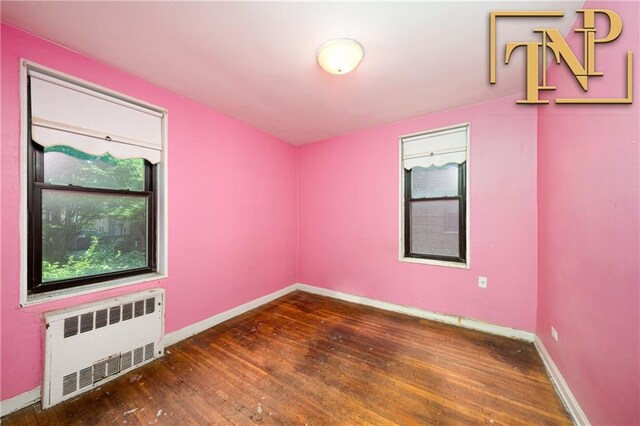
478, 276, 488, 288
551, 326, 559, 342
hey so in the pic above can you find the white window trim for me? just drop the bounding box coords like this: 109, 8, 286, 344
398, 122, 470, 269
19, 59, 169, 307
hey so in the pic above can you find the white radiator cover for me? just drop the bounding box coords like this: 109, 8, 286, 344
43, 288, 165, 409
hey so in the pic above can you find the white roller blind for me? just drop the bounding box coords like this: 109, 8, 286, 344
402, 126, 467, 169
29, 70, 164, 164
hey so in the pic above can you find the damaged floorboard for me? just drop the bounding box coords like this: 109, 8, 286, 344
2, 291, 571, 425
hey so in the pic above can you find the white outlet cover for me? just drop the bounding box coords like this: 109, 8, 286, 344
551, 326, 559, 342
478, 276, 488, 288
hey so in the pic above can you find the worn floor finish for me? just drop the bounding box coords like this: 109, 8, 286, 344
3, 291, 571, 425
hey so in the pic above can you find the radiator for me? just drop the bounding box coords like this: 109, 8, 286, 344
42, 288, 165, 409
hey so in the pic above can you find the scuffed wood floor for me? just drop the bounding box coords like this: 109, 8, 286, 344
2, 291, 572, 425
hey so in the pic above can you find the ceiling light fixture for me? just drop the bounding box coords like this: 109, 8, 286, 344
316, 38, 364, 75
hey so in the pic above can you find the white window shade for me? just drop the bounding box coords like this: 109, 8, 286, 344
29, 70, 164, 164
402, 126, 467, 169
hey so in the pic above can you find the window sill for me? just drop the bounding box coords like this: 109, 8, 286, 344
399, 256, 469, 269
21, 272, 167, 307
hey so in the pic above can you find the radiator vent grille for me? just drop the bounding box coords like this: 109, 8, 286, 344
122, 303, 133, 321
121, 351, 132, 370
95, 309, 108, 329
60, 343, 156, 398
144, 343, 155, 361
64, 317, 78, 338
133, 347, 144, 366
63, 297, 156, 339
109, 306, 121, 324
107, 355, 121, 376
145, 298, 155, 314
134, 300, 145, 317
80, 313, 94, 333
79, 367, 92, 389
62, 372, 77, 396
93, 359, 106, 382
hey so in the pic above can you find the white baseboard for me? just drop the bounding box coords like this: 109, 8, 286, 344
5, 282, 585, 421
164, 284, 298, 347
534, 336, 590, 425
295, 283, 535, 342
0, 387, 41, 417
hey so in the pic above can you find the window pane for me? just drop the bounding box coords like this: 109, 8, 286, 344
410, 164, 458, 198
410, 200, 460, 257
44, 146, 145, 191
41, 190, 148, 283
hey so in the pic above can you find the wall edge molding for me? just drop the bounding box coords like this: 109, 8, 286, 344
294, 283, 535, 341
164, 284, 298, 347
534, 336, 590, 426
0, 387, 41, 417
12, 283, 589, 420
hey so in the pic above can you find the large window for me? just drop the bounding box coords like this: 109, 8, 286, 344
400, 124, 468, 265
24, 64, 166, 297
28, 145, 157, 293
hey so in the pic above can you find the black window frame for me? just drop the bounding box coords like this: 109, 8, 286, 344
26, 76, 158, 295
404, 162, 467, 263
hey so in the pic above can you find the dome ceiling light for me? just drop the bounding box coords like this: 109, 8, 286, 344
316, 38, 364, 75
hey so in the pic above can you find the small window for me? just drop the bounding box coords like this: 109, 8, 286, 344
400, 124, 468, 265
25, 65, 165, 296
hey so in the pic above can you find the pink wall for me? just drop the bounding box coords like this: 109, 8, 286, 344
536, 2, 640, 424
298, 96, 539, 332
3, 3, 638, 422
0, 24, 298, 401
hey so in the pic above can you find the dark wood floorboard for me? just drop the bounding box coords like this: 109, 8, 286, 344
2, 291, 572, 425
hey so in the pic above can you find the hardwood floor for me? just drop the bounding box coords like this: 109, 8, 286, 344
3, 291, 571, 425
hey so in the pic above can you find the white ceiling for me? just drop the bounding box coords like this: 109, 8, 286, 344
1, 1, 581, 145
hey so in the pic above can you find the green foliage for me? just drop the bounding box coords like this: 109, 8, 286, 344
41, 145, 148, 281
44, 146, 145, 191
42, 236, 146, 282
